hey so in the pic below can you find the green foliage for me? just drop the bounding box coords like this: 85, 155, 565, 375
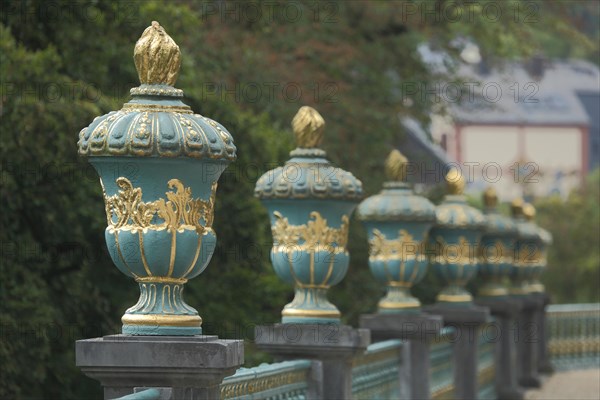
1, 0, 597, 398
0, 20, 120, 399
535, 170, 600, 304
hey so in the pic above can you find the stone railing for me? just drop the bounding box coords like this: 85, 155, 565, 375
106, 304, 600, 400
220, 360, 314, 400
430, 327, 455, 400
351, 339, 403, 399
547, 303, 600, 370
217, 340, 406, 400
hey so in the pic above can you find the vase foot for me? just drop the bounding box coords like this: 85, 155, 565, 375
122, 324, 202, 335
436, 293, 473, 306
478, 285, 509, 297
280, 287, 341, 324
281, 307, 341, 324
378, 286, 421, 313
281, 316, 340, 324
121, 313, 202, 336
377, 305, 421, 314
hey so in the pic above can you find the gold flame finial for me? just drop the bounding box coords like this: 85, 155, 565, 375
292, 106, 325, 148
483, 187, 498, 208
134, 21, 181, 86
385, 149, 408, 181
511, 198, 524, 217
445, 168, 465, 194
523, 203, 536, 221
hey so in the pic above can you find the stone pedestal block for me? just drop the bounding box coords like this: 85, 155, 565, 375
532, 292, 554, 374
76, 335, 244, 399
359, 312, 443, 399
514, 295, 543, 388
255, 324, 369, 400
424, 304, 490, 400
476, 297, 525, 400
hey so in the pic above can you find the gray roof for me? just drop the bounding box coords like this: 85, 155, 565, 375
451, 60, 599, 126
396, 117, 452, 185
400, 117, 451, 165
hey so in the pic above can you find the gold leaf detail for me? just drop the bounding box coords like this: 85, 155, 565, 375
483, 187, 498, 207
291, 106, 325, 148
523, 203, 536, 221
511, 198, 524, 217
134, 21, 181, 86
385, 150, 408, 182
446, 168, 465, 195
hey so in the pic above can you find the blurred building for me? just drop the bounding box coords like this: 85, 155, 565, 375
396, 117, 452, 190
429, 58, 599, 200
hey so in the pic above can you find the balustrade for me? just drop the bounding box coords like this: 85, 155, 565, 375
72, 21, 572, 400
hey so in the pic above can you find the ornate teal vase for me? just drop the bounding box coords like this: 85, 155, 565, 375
77, 22, 236, 335
254, 106, 362, 324
478, 187, 517, 298
523, 204, 552, 293
429, 169, 485, 305
509, 199, 539, 296
357, 150, 436, 313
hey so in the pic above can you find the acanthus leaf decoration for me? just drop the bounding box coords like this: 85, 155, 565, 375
271, 211, 349, 250
480, 240, 514, 265
433, 236, 478, 265
369, 229, 422, 259
104, 177, 216, 234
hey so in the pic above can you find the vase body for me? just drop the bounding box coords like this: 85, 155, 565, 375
255, 142, 363, 324
509, 217, 539, 296
478, 208, 517, 298
79, 84, 235, 334
429, 195, 484, 306
357, 182, 436, 313
91, 158, 227, 334
263, 199, 355, 323
527, 226, 552, 293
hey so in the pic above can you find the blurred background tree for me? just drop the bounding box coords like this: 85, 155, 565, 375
535, 169, 600, 304
1, 0, 598, 398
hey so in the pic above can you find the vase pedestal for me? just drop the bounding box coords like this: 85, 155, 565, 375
532, 292, 554, 374
423, 304, 490, 400
255, 324, 369, 400
76, 335, 243, 399
359, 312, 443, 399
513, 295, 543, 388
475, 297, 525, 400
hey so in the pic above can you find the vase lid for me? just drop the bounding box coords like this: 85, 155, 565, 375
77, 21, 236, 161
510, 199, 541, 241
481, 187, 517, 236
522, 202, 553, 245
357, 150, 436, 222
433, 169, 485, 229
254, 106, 362, 201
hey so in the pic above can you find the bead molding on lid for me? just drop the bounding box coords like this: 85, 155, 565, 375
292, 106, 325, 148
134, 21, 181, 86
